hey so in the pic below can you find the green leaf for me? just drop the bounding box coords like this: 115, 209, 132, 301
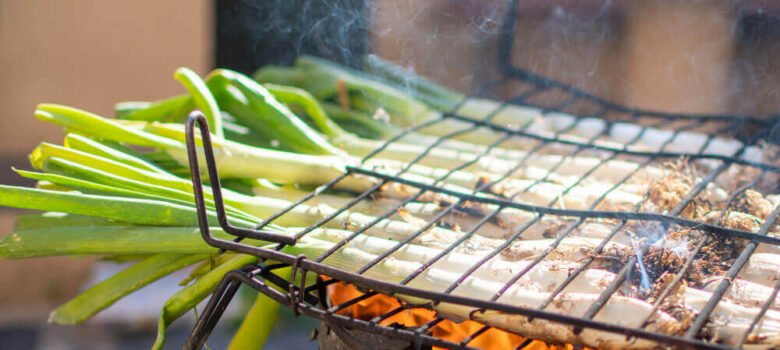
0, 184, 256, 228
227, 290, 281, 350
32, 156, 261, 224
264, 83, 346, 139
36, 104, 181, 150
49, 253, 207, 325
174, 67, 223, 138
179, 253, 236, 286
115, 101, 153, 118
209, 69, 342, 155
13, 212, 119, 232
0, 225, 224, 259
119, 94, 189, 122
320, 102, 401, 140
63, 134, 166, 174
30, 142, 181, 183
15, 168, 184, 205
153, 254, 259, 350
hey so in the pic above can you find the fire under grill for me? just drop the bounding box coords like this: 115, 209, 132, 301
184, 3, 780, 349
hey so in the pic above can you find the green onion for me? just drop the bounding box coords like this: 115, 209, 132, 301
207, 69, 342, 155
115, 101, 152, 118
118, 94, 189, 122
63, 134, 166, 173
263, 83, 347, 139
12, 212, 119, 231
1, 61, 778, 349
50, 253, 207, 324
0, 226, 221, 259
0, 185, 254, 228
227, 284, 283, 350
362, 54, 462, 110
153, 254, 259, 350
174, 67, 223, 138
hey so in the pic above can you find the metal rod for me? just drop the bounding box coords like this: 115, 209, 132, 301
444, 113, 779, 171
736, 278, 780, 347
684, 204, 780, 339
183, 16, 780, 346
346, 167, 780, 245
638, 169, 770, 329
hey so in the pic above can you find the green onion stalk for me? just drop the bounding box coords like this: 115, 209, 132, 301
0, 62, 776, 349
6, 105, 650, 257
19, 114, 779, 286
236, 78, 670, 187
0, 135, 444, 348
50, 103, 670, 218
22, 134, 502, 245
123, 79, 667, 200
7, 160, 769, 350
253, 55, 544, 149
36, 91, 734, 244
27, 105, 743, 261
0, 135, 773, 349
17, 128, 646, 247
255, 55, 765, 164
118, 66, 669, 186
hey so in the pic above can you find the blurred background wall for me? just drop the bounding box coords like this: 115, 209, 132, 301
372, 0, 780, 118
0, 0, 211, 324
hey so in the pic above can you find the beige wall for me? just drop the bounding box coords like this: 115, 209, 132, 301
372, 1, 780, 119
0, 0, 211, 322
0, 0, 212, 155
620, 1, 734, 114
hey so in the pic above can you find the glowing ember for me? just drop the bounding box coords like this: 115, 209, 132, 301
328, 281, 580, 350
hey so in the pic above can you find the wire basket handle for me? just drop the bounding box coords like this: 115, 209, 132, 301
185, 111, 297, 247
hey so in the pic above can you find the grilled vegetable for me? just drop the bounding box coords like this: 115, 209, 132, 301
255, 55, 767, 163
285, 234, 780, 349
40, 105, 670, 215
0, 61, 778, 350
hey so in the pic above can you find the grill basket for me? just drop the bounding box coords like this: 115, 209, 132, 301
183, 2, 780, 349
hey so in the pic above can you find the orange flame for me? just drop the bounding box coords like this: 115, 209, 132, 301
328, 281, 578, 350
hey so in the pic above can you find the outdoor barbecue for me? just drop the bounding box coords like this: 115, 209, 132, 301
1, 1, 779, 349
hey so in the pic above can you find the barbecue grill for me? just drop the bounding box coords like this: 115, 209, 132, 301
183, 1, 780, 348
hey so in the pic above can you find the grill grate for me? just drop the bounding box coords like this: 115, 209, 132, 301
184, 2, 780, 349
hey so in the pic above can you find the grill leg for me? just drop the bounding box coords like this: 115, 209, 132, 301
183, 270, 245, 350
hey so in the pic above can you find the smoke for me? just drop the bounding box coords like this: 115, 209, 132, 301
215, 0, 369, 73
626, 230, 653, 294
365, 0, 511, 94
215, 0, 780, 121
214, 0, 623, 102
625, 221, 694, 297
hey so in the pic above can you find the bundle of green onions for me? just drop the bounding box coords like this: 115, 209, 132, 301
0, 58, 779, 349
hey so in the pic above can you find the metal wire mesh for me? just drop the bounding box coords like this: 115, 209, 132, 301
183, 2, 780, 348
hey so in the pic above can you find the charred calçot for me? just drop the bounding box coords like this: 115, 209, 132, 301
0, 58, 779, 349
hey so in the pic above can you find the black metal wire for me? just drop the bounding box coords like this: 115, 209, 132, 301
638, 167, 774, 331
576, 131, 760, 331
184, 1, 780, 347
685, 204, 780, 339
185, 108, 758, 349
437, 113, 619, 298
459, 325, 491, 347
737, 278, 780, 347
347, 166, 780, 245
516, 116, 690, 317
178, 80, 777, 350
183, 96, 779, 348
490, 120, 675, 305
